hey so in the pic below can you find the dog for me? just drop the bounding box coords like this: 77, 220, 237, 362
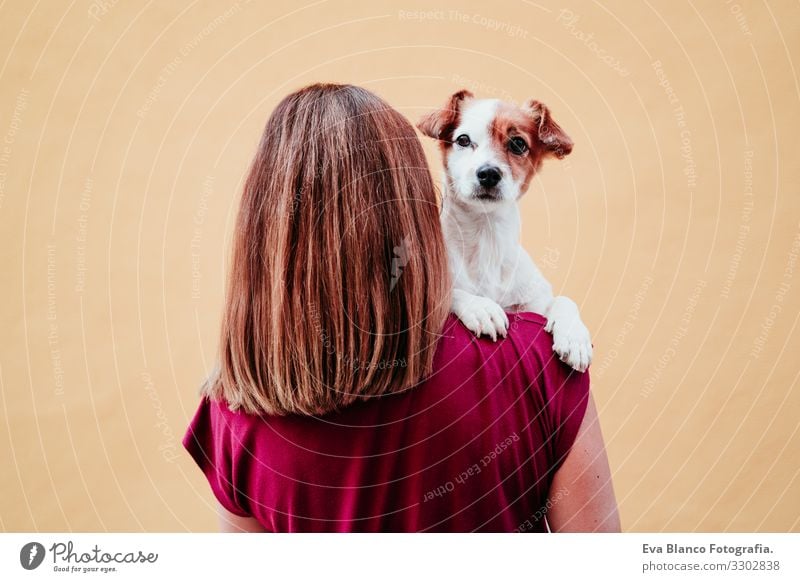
417, 90, 592, 372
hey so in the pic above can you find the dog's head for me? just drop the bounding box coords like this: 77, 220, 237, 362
417, 90, 573, 207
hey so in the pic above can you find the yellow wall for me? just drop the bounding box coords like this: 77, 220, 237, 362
1, 0, 798, 532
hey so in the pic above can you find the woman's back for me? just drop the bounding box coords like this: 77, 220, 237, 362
184, 312, 589, 532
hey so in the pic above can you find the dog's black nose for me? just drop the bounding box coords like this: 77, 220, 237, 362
476, 165, 502, 188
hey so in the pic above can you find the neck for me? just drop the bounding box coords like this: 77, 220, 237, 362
440, 183, 521, 247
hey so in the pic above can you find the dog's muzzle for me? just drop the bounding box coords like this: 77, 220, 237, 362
474, 188, 502, 201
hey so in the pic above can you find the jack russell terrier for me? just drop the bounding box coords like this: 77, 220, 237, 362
418, 90, 592, 372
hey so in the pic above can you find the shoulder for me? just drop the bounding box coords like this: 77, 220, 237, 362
182, 396, 260, 452
437, 310, 549, 343
434, 311, 554, 366
430, 311, 585, 412
506, 311, 551, 346
182, 396, 256, 517
432, 310, 590, 464
435, 310, 588, 402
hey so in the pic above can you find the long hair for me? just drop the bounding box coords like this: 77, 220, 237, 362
204, 83, 451, 416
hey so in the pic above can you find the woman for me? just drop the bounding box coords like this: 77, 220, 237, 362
183, 83, 620, 532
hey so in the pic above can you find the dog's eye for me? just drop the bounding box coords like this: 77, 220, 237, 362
455, 134, 471, 147
508, 136, 528, 155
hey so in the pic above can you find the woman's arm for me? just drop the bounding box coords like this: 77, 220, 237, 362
217, 502, 267, 532
547, 392, 621, 532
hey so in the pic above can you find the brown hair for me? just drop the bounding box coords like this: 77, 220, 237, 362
203, 83, 451, 416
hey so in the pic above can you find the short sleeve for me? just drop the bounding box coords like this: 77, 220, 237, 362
544, 363, 591, 473
182, 397, 250, 517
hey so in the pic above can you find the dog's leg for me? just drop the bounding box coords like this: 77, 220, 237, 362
452, 288, 509, 342
543, 296, 592, 373
513, 257, 592, 372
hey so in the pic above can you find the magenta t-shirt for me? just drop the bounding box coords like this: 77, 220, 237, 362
183, 312, 589, 532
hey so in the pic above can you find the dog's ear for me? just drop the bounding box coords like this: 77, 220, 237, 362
417, 89, 474, 141
526, 100, 573, 158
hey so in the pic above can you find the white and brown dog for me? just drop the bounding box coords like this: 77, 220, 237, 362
418, 90, 592, 372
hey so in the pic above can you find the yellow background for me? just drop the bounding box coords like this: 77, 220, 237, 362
1, 0, 798, 532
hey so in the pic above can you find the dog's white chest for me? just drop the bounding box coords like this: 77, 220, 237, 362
449, 236, 531, 308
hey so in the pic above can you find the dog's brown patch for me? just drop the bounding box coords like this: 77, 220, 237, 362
527, 100, 573, 159
489, 102, 542, 191
417, 90, 474, 155
489, 101, 574, 192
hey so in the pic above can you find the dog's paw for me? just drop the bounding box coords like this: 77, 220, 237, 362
453, 295, 509, 342
547, 315, 593, 372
